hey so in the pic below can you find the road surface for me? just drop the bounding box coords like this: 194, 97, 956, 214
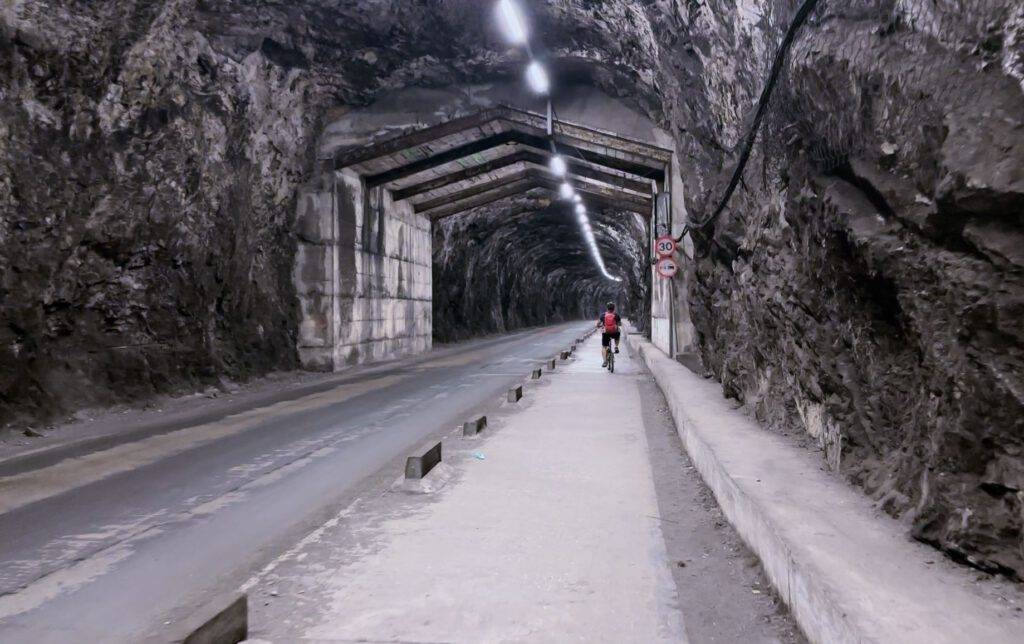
0, 322, 591, 642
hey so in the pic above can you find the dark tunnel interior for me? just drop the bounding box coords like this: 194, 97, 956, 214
431, 186, 647, 343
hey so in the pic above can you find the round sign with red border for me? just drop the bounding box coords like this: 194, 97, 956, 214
654, 235, 677, 258
656, 257, 679, 279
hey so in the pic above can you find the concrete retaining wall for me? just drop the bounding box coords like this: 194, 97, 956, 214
295, 169, 431, 371
629, 333, 1022, 644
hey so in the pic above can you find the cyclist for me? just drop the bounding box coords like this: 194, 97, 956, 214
597, 302, 621, 368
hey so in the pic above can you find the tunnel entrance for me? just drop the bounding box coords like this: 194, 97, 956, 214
294, 86, 693, 370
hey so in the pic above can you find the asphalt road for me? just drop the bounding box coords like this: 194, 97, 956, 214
0, 322, 591, 643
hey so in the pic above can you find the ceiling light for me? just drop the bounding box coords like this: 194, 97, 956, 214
575, 203, 586, 216
558, 182, 574, 200
572, 194, 582, 204
496, 0, 529, 45
548, 155, 567, 178
525, 61, 550, 95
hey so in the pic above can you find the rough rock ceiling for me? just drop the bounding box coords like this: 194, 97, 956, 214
333, 105, 672, 219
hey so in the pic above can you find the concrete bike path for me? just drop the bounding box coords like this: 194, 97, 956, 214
246, 332, 688, 642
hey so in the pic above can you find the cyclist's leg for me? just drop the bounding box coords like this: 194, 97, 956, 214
601, 333, 610, 364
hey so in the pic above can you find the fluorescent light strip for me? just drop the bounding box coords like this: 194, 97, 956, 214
495, 0, 620, 282
496, 0, 528, 45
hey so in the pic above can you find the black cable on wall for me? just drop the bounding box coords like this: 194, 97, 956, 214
679, 0, 824, 242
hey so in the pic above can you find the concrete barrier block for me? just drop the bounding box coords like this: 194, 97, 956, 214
560, 351, 570, 360
531, 368, 542, 379
170, 594, 247, 644
405, 441, 442, 479
507, 385, 523, 403
547, 358, 556, 370
463, 416, 487, 437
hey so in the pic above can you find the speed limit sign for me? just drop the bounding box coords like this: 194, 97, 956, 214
654, 235, 676, 258
656, 257, 679, 279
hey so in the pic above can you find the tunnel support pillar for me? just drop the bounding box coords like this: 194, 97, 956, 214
294, 168, 432, 372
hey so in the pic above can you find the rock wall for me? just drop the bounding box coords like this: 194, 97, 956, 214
0, 0, 508, 422
295, 169, 431, 370
653, 1, 1024, 578
0, 0, 308, 423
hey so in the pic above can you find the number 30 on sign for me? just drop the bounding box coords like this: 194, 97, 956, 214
654, 235, 676, 257
656, 257, 679, 279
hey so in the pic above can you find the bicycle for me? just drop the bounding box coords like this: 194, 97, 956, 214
606, 344, 615, 373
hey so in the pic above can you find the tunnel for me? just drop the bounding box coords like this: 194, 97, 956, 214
293, 84, 682, 367
0, 0, 1023, 640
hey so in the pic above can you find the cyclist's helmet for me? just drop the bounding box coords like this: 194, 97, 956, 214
606, 302, 615, 311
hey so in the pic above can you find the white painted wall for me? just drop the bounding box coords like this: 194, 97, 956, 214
294, 169, 431, 371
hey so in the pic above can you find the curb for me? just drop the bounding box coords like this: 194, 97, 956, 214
627, 334, 1021, 644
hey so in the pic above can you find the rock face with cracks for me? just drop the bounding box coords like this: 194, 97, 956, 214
675, 1, 1024, 581
1, 0, 1022, 578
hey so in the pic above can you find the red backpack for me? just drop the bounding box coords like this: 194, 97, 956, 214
603, 312, 618, 333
